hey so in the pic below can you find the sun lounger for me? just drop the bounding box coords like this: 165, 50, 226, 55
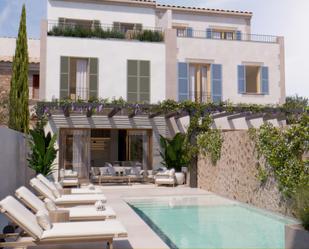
37, 174, 103, 195
30, 178, 106, 206
15, 186, 116, 221
0, 196, 127, 249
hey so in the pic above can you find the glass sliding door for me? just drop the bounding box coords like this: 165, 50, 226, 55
60, 129, 91, 179
127, 130, 150, 169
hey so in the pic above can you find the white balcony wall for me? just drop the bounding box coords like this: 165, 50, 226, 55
47, 0, 156, 28
44, 36, 166, 103
172, 12, 250, 34
177, 37, 282, 105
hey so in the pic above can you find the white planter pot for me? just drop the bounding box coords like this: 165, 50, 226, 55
285, 224, 309, 249
175, 172, 185, 185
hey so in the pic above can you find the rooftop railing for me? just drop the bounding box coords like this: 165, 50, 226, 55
176, 29, 279, 43
47, 20, 164, 42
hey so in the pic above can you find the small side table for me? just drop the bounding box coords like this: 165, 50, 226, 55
49, 210, 70, 223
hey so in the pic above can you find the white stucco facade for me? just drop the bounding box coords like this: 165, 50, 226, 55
44, 36, 166, 102
41, 0, 285, 105
177, 37, 283, 105
48, 0, 157, 28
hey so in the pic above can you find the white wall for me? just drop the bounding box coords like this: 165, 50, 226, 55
44, 36, 166, 103
172, 11, 250, 34
177, 37, 282, 105
0, 37, 40, 62
48, 0, 156, 28
0, 128, 34, 230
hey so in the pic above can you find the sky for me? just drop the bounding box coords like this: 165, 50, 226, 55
0, 0, 308, 97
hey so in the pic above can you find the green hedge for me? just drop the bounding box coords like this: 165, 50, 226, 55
48, 25, 164, 42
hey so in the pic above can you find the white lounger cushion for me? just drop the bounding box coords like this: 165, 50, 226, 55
65, 206, 116, 220
30, 178, 57, 201
41, 220, 127, 240
30, 178, 107, 204
54, 194, 106, 205
71, 188, 103, 195
16, 186, 115, 220
37, 174, 61, 197
16, 186, 47, 213
37, 174, 103, 195
0, 196, 43, 239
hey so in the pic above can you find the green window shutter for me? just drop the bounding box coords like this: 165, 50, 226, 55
113, 22, 121, 31
127, 60, 150, 103
60, 56, 69, 99
139, 60, 150, 103
89, 58, 98, 99
127, 60, 138, 103
92, 20, 101, 29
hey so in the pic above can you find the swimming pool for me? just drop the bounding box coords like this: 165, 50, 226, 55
127, 196, 297, 249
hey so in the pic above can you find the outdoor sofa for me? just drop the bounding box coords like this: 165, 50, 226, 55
30, 178, 107, 206
15, 186, 116, 221
0, 196, 127, 249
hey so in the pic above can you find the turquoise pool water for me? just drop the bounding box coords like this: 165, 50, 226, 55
128, 197, 296, 249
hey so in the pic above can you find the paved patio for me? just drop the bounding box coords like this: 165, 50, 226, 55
32, 185, 221, 249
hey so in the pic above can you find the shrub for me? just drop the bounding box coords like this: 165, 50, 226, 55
48, 25, 163, 42
294, 185, 309, 230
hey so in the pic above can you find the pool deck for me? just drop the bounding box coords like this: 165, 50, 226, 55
32, 185, 228, 249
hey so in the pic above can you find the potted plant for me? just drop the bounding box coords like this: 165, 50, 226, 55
27, 118, 58, 176
159, 133, 189, 185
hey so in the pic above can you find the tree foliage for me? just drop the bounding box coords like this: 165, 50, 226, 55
8, 5, 29, 133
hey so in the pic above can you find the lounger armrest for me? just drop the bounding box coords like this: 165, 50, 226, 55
49, 210, 70, 223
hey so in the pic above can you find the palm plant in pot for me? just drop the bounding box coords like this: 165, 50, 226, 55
27, 118, 58, 176
159, 133, 189, 185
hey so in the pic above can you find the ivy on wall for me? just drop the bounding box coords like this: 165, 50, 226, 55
249, 114, 309, 197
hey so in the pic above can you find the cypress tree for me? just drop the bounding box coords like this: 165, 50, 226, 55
9, 4, 29, 133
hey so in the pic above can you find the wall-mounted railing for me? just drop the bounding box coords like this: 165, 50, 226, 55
47, 21, 164, 42
177, 29, 279, 43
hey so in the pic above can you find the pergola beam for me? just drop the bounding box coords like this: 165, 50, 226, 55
149, 111, 162, 119
165, 111, 179, 119
245, 113, 265, 121
227, 112, 252, 121
175, 110, 189, 119
108, 107, 121, 118
211, 112, 233, 119
263, 112, 284, 121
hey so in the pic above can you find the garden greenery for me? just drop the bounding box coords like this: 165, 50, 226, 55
48, 25, 164, 42
249, 114, 309, 197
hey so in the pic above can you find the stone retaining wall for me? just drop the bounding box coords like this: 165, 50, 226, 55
198, 130, 292, 216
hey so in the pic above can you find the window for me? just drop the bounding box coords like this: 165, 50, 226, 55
60, 57, 98, 100
176, 27, 186, 37
207, 28, 241, 40
113, 22, 142, 32
188, 64, 211, 103
127, 60, 150, 103
238, 65, 269, 94
58, 18, 100, 29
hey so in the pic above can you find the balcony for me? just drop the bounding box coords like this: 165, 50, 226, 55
176, 29, 279, 43
47, 20, 164, 42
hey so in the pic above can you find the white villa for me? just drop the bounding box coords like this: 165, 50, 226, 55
1, 0, 287, 179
